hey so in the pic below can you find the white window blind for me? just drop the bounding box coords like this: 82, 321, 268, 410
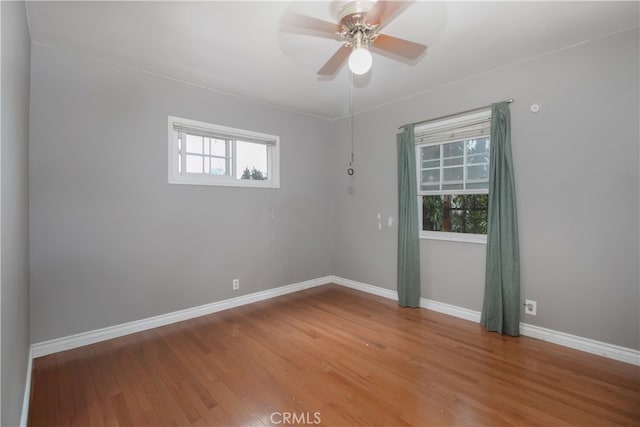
415, 109, 491, 146
172, 122, 277, 146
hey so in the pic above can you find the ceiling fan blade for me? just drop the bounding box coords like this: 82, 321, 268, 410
281, 12, 339, 39
318, 45, 351, 76
372, 33, 427, 60
365, 1, 411, 30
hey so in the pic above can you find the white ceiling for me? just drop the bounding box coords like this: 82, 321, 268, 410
26, 1, 639, 120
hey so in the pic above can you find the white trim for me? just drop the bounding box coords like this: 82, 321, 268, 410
419, 230, 487, 244
330, 276, 482, 323
418, 188, 489, 196
330, 276, 398, 300
19, 347, 32, 427
331, 276, 481, 322
168, 173, 279, 189
330, 277, 640, 366
520, 323, 640, 366
419, 298, 482, 323
31, 276, 331, 358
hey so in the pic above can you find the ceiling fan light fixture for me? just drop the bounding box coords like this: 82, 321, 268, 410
348, 46, 372, 75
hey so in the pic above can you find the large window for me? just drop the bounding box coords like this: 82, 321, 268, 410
168, 116, 279, 188
416, 109, 491, 243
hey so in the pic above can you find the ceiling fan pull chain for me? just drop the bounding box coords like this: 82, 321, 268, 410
348, 71, 356, 176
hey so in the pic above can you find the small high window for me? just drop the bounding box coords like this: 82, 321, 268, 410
168, 116, 279, 188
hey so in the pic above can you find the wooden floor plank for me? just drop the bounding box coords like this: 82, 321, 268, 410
28, 284, 640, 426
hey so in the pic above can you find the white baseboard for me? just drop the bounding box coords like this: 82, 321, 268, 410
30, 274, 640, 367
420, 298, 482, 323
19, 346, 33, 427
332, 275, 482, 322
331, 276, 482, 323
331, 276, 639, 366
520, 323, 640, 365
330, 275, 398, 300
31, 276, 331, 358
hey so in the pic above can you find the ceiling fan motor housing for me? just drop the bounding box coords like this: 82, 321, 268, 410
338, 1, 379, 47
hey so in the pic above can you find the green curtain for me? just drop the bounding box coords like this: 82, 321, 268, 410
481, 102, 520, 336
397, 125, 421, 307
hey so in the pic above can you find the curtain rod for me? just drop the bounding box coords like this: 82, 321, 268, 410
398, 99, 513, 130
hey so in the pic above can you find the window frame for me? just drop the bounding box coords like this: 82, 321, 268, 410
168, 116, 280, 188
415, 110, 491, 244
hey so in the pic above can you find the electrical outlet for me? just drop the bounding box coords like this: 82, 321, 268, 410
525, 299, 537, 316
232, 279, 239, 290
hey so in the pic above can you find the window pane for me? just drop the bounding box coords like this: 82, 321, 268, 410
211, 139, 227, 156
211, 157, 226, 175
204, 138, 210, 155
443, 166, 463, 183
467, 153, 489, 165
178, 154, 182, 174
422, 195, 444, 231
203, 157, 211, 174
442, 141, 464, 158
186, 135, 203, 154
466, 138, 489, 155
421, 145, 440, 162
454, 194, 488, 234
421, 169, 439, 186
422, 194, 488, 234
467, 164, 489, 181
237, 140, 268, 180
186, 154, 203, 173
417, 138, 491, 193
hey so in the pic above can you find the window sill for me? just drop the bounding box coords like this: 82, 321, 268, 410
168, 175, 279, 189
419, 231, 487, 244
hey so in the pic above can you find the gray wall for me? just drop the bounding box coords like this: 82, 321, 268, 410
1, 1, 31, 425
28, 23, 640, 352
332, 28, 639, 350
29, 43, 334, 343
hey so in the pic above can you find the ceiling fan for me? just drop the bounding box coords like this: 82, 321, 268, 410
283, 0, 427, 76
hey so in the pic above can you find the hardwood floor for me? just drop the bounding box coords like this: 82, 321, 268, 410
29, 284, 639, 426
